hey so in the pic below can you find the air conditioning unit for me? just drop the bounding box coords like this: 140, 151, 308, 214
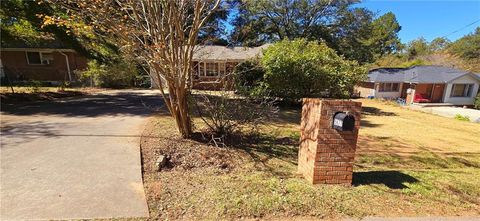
41, 53, 54, 65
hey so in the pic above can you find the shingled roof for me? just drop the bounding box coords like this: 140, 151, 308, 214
193, 44, 270, 61
367, 65, 475, 83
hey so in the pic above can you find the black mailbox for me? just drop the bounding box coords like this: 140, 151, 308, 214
332, 112, 355, 131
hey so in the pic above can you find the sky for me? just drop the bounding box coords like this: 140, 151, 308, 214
224, 1, 480, 44
357, 0, 480, 43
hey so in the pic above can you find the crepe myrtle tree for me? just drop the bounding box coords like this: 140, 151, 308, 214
49, 0, 222, 138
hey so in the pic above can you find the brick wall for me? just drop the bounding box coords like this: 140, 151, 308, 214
298, 99, 361, 185
1, 50, 87, 81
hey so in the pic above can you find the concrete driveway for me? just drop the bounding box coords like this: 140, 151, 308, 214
410, 105, 480, 123
1, 90, 163, 220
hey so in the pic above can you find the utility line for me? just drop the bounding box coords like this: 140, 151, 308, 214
441, 19, 480, 38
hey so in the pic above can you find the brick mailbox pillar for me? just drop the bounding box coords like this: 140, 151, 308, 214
298, 99, 361, 185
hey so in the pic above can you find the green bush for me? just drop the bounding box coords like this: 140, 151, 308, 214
261, 39, 366, 101
454, 114, 470, 122
233, 59, 265, 95
27, 80, 43, 93
474, 93, 480, 110
77, 60, 138, 88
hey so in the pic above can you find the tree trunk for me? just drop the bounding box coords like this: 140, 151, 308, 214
163, 82, 192, 139
175, 89, 192, 138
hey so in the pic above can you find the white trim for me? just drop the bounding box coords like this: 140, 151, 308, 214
446, 73, 478, 84
59, 51, 72, 81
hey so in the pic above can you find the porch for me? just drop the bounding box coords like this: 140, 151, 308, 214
411, 102, 455, 107
405, 83, 446, 104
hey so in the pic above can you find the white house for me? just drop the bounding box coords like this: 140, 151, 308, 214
355, 65, 480, 106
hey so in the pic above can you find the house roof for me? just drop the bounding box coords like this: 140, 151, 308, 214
193, 44, 270, 61
474, 73, 480, 81
367, 68, 406, 82
367, 65, 475, 83
1, 34, 71, 49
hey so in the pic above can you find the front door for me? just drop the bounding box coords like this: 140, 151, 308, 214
431, 84, 445, 103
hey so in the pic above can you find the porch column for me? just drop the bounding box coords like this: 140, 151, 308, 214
431, 83, 435, 102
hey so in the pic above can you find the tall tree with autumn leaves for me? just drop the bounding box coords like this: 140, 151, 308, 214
51, 0, 222, 138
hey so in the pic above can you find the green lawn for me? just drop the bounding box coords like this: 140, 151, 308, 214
141, 98, 480, 220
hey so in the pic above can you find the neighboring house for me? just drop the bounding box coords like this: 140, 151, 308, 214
191, 44, 269, 90
1, 43, 267, 89
0, 44, 88, 84
356, 65, 480, 106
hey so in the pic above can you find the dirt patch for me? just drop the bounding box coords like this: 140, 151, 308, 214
140, 114, 249, 173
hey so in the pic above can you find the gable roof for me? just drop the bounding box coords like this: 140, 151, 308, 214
193, 44, 270, 61
367, 65, 476, 83
474, 73, 480, 81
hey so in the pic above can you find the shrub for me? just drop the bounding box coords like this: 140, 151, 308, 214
57, 81, 71, 92
27, 80, 43, 93
454, 114, 470, 122
475, 93, 480, 110
77, 60, 138, 88
261, 39, 366, 101
233, 59, 265, 95
192, 91, 278, 145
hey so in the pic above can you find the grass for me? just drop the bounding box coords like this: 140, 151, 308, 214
454, 114, 471, 121
0, 86, 99, 104
140, 98, 480, 220
0, 86, 72, 93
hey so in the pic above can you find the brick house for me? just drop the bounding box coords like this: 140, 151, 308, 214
191, 44, 269, 90
0, 45, 88, 84
355, 65, 480, 106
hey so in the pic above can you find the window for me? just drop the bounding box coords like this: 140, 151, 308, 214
378, 83, 400, 92
218, 62, 225, 76
198, 62, 205, 77
205, 62, 218, 76
392, 83, 399, 91
41, 53, 53, 63
198, 62, 226, 77
26, 51, 53, 65
26, 52, 42, 64
450, 84, 474, 97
